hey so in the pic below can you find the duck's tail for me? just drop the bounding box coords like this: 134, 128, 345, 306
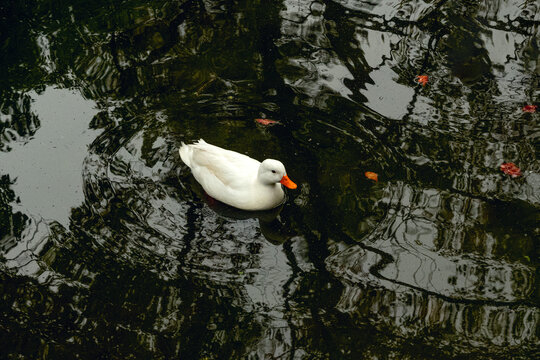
179, 142, 192, 167
179, 139, 207, 167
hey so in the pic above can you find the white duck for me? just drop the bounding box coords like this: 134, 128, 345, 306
179, 139, 297, 211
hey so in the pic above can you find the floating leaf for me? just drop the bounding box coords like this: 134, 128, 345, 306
500, 162, 522, 178
522, 105, 537, 113
415, 75, 428, 86
365, 171, 378, 182
255, 118, 278, 126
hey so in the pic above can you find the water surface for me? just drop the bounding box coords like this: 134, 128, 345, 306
1, 0, 538, 358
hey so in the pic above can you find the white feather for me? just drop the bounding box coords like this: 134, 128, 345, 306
179, 139, 295, 210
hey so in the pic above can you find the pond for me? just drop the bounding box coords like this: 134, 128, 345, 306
1, 0, 538, 359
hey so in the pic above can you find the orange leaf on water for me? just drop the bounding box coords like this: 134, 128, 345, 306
255, 118, 278, 125
500, 162, 522, 178
415, 75, 428, 86
522, 105, 537, 113
365, 171, 378, 182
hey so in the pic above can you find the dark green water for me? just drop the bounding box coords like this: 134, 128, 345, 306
1, 0, 539, 358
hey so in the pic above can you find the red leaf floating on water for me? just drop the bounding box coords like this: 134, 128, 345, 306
522, 105, 537, 113
415, 75, 428, 86
500, 162, 522, 178
365, 171, 378, 182
255, 118, 278, 125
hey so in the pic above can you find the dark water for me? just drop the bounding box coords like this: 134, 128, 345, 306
1, 0, 539, 358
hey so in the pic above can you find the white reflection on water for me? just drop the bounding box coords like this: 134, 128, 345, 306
1, 87, 99, 226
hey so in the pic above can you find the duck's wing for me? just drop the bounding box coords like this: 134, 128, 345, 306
187, 140, 260, 188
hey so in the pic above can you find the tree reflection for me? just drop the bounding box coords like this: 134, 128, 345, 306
0, 0, 538, 359
0, 175, 28, 253
0, 93, 41, 153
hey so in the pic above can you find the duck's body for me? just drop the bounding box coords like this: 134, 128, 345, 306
179, 139, 297, 211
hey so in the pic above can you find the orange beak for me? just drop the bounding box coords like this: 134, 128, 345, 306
280, 174, 297, 189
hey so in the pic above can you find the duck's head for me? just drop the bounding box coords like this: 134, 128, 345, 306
258, 159, 297, 189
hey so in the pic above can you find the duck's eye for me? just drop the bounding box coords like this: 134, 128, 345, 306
271, 170, 276, 174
